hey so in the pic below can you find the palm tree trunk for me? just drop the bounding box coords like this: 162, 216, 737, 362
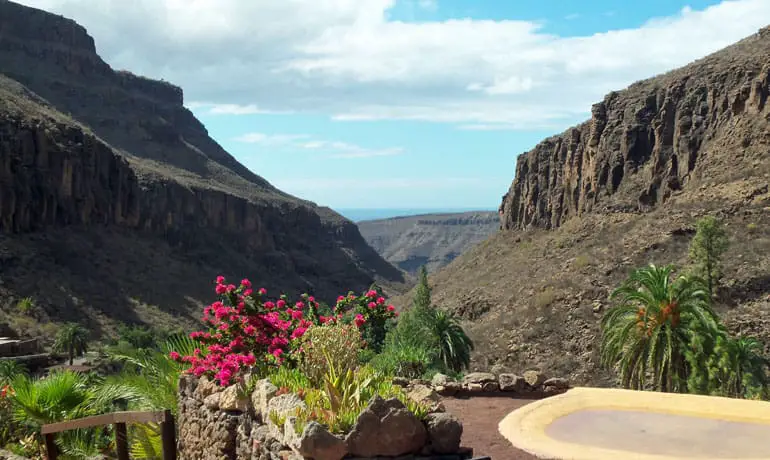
69, 346, 74, 366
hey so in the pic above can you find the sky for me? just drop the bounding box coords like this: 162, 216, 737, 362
15, 0, 770, 212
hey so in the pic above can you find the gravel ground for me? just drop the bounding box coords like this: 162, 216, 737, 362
442, 396, 540, 460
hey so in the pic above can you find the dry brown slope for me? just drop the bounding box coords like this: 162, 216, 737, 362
397, 26, 770, 385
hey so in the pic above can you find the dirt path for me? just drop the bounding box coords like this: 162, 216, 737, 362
442, 396, 539, 460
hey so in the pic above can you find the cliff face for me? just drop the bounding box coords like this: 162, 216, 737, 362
0, 0, 404, 335
358, 212, 499, 274
395, 26, 770, 385
500, 26, 770, 231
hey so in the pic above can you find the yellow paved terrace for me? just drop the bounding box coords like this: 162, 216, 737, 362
499, 387, 770, 460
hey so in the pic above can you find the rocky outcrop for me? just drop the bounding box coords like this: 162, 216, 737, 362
500, 26, 770, 231
0, 0, 405, 331
177, 376, 472, 460
358, 211, 499, 274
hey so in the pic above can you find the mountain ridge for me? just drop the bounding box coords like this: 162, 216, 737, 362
0, 0, 405, 337
397, 25, 770, 384
358, 211, 499, 274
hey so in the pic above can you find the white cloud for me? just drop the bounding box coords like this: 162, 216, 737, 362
234, 132, 404, 159
14, 0, 770, 128
187, 102, 291, 115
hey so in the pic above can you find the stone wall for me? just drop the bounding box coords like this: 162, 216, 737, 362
177, 375, 474, 460
421, 371, 571, 398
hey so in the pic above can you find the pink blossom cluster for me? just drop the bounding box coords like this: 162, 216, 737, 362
172, 277, 399, 386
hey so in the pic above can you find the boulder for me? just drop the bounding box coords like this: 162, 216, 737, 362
431, 373, 451, 387
392, 377, 410, 387
424, 412, 463, 454
499, 373, 528, 392
219, 383, 250, 412
462, 372, 497, 385
193, 376, 220, 400
250, 379, 278, 418
466, 383, 484, 393
203, 392, 221, 410
345, 396, 427, 457
523, 370, 546, 388
266, 393, 306, 420
543, 377, 570, 390
405, 384, 445, 413
298, 422, 347, 460
482, 381, 499, 392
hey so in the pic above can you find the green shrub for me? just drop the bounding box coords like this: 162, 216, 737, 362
16, 297, 34, 315
268, 367, 311, 394
298, 323, 363, 386
533, 286, 556, 309
370, 343, 432, 379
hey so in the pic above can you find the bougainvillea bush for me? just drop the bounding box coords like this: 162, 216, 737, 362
173, 277, 398, 386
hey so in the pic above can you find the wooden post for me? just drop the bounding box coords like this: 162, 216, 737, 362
114, 422, 129, 460
160, 409, 177, 460
44, 433, 58, 460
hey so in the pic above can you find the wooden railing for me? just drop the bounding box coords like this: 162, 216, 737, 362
40, 410, 176, 460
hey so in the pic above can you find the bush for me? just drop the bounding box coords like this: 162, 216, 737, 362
298, 323, 363, 386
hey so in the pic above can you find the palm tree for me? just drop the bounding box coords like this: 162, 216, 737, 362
53, 323, 90, 365
600, 264, 719, 393
0, 360, 28, 385
425, 309, 474, 373
710, 335, 769, 399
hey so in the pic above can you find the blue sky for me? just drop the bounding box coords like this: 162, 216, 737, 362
18, 0, 770, 211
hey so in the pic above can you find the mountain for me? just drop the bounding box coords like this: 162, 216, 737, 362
0, 0, 405, 337
395, 26, 770, 385
357, 211, 499, 274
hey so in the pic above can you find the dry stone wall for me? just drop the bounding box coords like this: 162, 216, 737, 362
177, 375, 475, 460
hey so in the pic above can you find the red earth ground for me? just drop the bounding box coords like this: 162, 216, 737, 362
442, 396, 540, 460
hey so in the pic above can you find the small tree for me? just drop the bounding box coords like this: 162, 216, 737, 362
413, 265, 432, 311
689, 215, 729, 297
53, 323, 90, 365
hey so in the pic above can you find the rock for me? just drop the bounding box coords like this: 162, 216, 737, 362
0, 449, 29, 460
462, 372, 497, 385
466, 383, 483, 393
424, 412, 463, 454
405, 384, 445, 412
543, 377, 570, 390
193, 376, 220, 401
431, 373, 451, 387
481, 381, 499, 392
345, 396, 427, 457
498, 374, 527, 392
523, 370, 546, 388
219, 383, 250, 412
392, 377, 410, 387
298, 422, 347, 460
251, 379, 278, 418
266, 393, 306, 420
203, 392, 221, 410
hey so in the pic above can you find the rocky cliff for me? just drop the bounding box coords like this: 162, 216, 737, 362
399, 26, 770, 385
500, 25, 770, 231
358, 212, 499, 274
0, 0, 405, 336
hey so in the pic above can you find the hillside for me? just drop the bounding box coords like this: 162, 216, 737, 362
0, 0, 405, 338
396, 26, 770, 386
357, 211, 499, 274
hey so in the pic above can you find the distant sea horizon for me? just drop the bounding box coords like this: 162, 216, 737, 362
335, 207, 497, 222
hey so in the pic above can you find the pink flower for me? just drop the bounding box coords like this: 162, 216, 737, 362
387, 305, 395, 312
295, 301, 305, 309
272, 348, 283, 357
243, 289, 253, 297
216, 276, 225, 284
241, 278, 252, 288
264, 301, 276, 310
376, 296, 386, 305
367, 302, 376, 309
215, 284, 227, 295
308, 296, 315, 302
337, 296, 345, 302
226, 284, 237, 293
354, 314, 366, 327
291, 327, 308, 339
291, 310, 303, 320
258, 288, 267, 295
365, 290, 378, 298
277, 299, 286, 309
169, 351, 180, 360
